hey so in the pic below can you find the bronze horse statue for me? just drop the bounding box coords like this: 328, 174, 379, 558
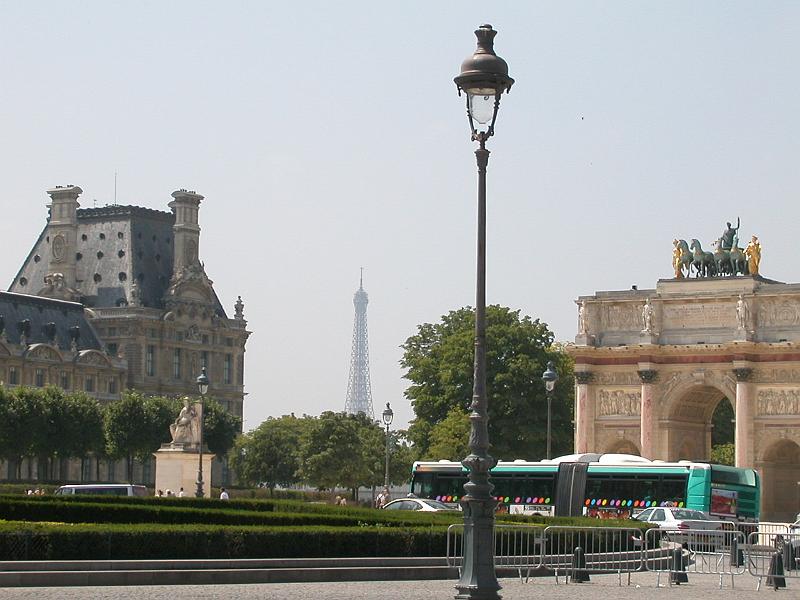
712, 238, 733, 276
729, 235, 748, 276
690, 239, 716, 278
674, 239, 694, 277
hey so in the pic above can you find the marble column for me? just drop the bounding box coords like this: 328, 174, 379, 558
574, 372, 592, 453
638, 369, 658, 458
733, 367, 753, 468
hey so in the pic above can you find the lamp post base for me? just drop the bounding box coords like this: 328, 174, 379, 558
454, 495, 501, 600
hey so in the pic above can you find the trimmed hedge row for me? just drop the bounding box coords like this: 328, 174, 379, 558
0, 521, 449, 561
0, 495, 653, 532
0, 495, 464, 527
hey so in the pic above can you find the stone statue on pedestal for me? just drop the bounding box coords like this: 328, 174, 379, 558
170, 398, 200, 446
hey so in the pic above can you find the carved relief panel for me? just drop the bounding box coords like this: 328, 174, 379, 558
597, 388, 641, 417
756, 388, 800, 416
757, 299, 800, 327
661, 302, 735, 330
598, 304, 641, 331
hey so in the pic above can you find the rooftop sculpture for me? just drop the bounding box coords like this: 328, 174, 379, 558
672, 218, 761, 278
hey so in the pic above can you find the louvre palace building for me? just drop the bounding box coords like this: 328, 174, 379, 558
1, 185, 250, 485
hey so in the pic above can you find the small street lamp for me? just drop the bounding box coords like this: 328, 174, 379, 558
542, 361, 559, 460
195, 367, 209, 498
453, 24, 513, 600
382, 402, 394, 489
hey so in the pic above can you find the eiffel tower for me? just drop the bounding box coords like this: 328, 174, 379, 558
344, 269, 374, 418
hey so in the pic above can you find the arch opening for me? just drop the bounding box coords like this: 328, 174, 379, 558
760, 439, 800, 522
606, 439, 640, 456
665, 385, 730, 462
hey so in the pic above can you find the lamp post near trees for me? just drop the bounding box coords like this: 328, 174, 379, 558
195, 367, 209, 498
381, 402, 393, 489
542, 361, 559, 460
453, 24, 514, 600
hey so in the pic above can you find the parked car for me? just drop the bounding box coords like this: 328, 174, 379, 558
635, 506, 724, 550
54, 484, 148, 497
381, 498, 455, 512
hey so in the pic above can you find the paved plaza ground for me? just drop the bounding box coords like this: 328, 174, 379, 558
0, 571, 790, 599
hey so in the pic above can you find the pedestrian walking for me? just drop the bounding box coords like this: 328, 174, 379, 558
220, 487, 230, 500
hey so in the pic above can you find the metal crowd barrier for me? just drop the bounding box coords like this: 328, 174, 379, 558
746, 531, 800, 590
446, 523, 545, 582
447, 520, 795, 589
495, 524, 545, 581
644, 526, 746, 588
541, 525, 645, 585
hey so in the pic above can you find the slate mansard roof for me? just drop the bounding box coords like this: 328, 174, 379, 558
0, 291, 102, 350
9, 205, 226, 317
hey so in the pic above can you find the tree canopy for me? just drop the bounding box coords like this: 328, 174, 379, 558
231, 414, 306, 490
401, 305, 574, 461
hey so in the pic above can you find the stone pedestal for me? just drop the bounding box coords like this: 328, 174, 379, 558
154, 444, 215, 497
639, 332, 659, 345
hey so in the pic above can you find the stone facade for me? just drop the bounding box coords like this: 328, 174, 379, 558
3, 185, 250, 485
568, 276, 800, 521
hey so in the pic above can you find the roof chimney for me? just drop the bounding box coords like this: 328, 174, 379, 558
168, 189, 204, 275
41, 185, 82, 301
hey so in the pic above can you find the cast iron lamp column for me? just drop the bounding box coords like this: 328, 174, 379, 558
195, 367, 209, 498
542, 362, 559, 460
382, 402, 393, 489
453, 24, 513, 600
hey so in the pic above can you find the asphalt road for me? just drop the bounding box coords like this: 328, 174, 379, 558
0, 572, 787, 599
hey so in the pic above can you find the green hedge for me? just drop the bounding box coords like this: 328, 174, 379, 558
0, 521, 448, 561
0, 496, 464, 528
0, 495, 464, 527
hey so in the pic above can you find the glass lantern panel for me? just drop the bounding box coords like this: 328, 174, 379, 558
467, 92, 496, 125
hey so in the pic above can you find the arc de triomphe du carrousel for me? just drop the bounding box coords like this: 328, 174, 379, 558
568, 226, 800, 521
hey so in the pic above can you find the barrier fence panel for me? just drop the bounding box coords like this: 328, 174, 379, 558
542, 525, 644, 586
494, 524, 545, 582
746, 531, 800, 591
446, 524, 545, 582
644, 526, 746, 589
446, 524, 463, 571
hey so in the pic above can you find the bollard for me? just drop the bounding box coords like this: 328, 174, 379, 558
670, 547, 688, 584
729, 537, 744, 568
766, 551, 786, 590
571, 546, 590, 583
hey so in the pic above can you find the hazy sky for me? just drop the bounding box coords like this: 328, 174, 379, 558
2, 2, 799, 432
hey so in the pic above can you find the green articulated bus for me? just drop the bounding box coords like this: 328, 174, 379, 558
411, 453, 760, 521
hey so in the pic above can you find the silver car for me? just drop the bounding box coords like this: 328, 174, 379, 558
635, 506, 724, 550
381, 498, 455, 512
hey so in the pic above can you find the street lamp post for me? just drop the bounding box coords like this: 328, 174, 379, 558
542, 361, 559, 460
453, 24, 513, 600
382, 402, 393, 489
195, 367, 209, 498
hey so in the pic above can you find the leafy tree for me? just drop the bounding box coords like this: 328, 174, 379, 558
105, 391, 173, 480
710, 398, 735, 466
0, 386, 13, 473
298, 411, 386, 499
5, 387, 50, 478
202, 397, 241, 457
711, 443, 735, 466
44, 388, 104, 474
231, 414, 307, 491
711, 398, 734, 446
387, 432, 417, 485
401, 305, 573, 461
425, 406, 470, 461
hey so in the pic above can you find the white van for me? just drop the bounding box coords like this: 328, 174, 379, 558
54, 484, 148, 497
